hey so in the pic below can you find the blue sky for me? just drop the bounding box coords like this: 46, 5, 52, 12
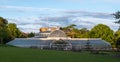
0, 0, 120, 32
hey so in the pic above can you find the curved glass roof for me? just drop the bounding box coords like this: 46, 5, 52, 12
7, 38, 111, 50
68, 40, 111, 49
48, 30, 67, 37
7, 38, 53, 48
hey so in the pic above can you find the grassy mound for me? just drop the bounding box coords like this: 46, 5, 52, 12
0, 46, 119, 62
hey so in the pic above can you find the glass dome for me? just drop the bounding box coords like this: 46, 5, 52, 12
48, 30, 67, 37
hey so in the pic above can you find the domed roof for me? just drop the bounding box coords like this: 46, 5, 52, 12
48, 30, 67, 37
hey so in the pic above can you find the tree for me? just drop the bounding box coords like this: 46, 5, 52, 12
7, 23, 28, 38
113, 11, 120, 48
3, 29, 14, 43
90, 24, 114, 46
114, 30, 120, 49
0, 17, 8, 44
7, 23, 18, 37
66, 24, 76, 29
0, 17, 8, 28
115, 38, 120, 51
62, 24, 89, 38
0, 17, 15, 44
79, 28, 89, 38
0, 17, 26, 44
28, 32, 35, 37
113, 11, 120, 30
62, 24, 77, 38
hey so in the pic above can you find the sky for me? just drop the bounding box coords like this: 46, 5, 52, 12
0, 0, 120, 33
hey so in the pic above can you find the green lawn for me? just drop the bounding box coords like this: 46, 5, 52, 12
0, 46, 119, 62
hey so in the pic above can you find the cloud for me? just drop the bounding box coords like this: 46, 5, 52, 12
7, 13, 117, 33
0, 5, 114, 19
2, 6, 116, 32
62, 10, 113, 19
0, 5, 66, 17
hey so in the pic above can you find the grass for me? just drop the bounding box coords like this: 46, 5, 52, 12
0, 45, 119, 62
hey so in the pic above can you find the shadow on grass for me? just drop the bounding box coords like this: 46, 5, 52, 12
0, 44, 16, 47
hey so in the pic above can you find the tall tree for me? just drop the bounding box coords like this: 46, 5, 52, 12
114, 31, 120, 48
90, 24, 114, 46
113, 11, 120, 30
0, 17, 26, 44
0, 17, 8, 44
7, 23, 27, 38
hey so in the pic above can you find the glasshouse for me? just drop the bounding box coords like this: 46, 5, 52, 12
7, 28, 111, 50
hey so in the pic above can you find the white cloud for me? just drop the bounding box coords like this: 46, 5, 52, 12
63, 10, 113, 19
2, 6, 116, 32
7, 14, 117, 33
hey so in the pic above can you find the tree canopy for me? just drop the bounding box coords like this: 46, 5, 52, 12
7, 23, 27, 38
7, 23, 19, 37
113, 11, 120, 48
0, 17, 8, 44
0, 17, 27, 44
90, 24, 114, 45
28, 32, 35, 37
62, 24, 89, 38
113, 11, 120, 30
114, 30, 120, 48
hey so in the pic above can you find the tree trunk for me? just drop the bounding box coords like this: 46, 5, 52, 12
0, 38, 3, 44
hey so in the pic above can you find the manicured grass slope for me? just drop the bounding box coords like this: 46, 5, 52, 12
0, 47, 119, 62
